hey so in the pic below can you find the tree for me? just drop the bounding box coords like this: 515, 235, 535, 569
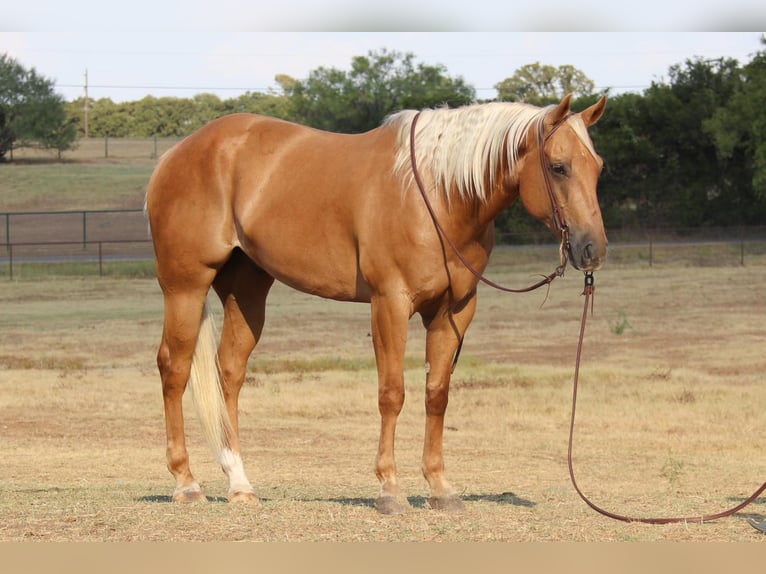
69, 89, 293, 138
641, 57, 743, 227
587, 56, 750, 229
285, 49, 475, 133
704, 37, 766, 221
0, 106, 13, 157
76, 97, 133, 137
220, 89, 291, 120
495, 62, 596, 105
0, 53, 76, 160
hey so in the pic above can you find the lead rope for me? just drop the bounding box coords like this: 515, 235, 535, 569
568, 272, 766, 525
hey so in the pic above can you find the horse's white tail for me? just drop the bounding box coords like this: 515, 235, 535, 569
188, 303, 232, 458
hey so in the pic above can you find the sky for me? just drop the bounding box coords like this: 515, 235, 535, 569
2, 2, 766, 104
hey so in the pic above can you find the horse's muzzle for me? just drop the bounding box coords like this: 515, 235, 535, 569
568, 235, 607, 272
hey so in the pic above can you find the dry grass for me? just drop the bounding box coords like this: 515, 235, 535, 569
1, 261, 765, 542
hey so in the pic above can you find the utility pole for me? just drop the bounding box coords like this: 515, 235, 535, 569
83, 69, 89, 138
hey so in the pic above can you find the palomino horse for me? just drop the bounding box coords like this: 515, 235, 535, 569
145, 94, 607, 514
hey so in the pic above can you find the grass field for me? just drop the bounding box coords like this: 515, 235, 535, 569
1, 260, 765, 542
1, 162, 151, 212
1, 150, 765, 543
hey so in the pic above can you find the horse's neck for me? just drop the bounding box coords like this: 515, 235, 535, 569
440, 184, 517, 247
475, 179, 520, 230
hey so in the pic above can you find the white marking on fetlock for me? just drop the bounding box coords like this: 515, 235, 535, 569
220, 449, 254, 495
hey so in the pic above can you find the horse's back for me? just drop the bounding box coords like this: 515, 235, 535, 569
147, 113, 348, 242
150, 112, 394, 208
147, 113, 405, 301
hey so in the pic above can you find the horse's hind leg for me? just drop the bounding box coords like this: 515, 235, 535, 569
157, 281, 216, 502
213, 251, 274, 502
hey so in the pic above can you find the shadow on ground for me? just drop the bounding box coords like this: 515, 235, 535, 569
138, 494, 228, 503
137, 491, 536, 508
322, 491, 536, 509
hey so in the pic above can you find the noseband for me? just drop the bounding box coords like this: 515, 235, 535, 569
408, 110, 572, 293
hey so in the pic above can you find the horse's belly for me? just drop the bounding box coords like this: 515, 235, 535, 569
270, 263, 370, 303
238, 233, 370, 303
231, 165, 384, 304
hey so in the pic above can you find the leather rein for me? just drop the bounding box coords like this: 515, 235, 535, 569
409, 111, 766, 526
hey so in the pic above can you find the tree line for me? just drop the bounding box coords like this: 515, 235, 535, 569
2, 41, 766, 230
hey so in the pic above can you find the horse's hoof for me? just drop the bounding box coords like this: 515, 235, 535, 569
228, 490, 260, 504
427, 495, 465, 512
172, 486, 206, 503
375, 495, 411, 515
749, 518, 766, 533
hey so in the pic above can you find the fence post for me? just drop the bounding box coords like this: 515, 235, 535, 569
5, 212, 9, 252
152, 134, 158, 159
104, 135, 109, 158
740, 233, 745, 266
740, 240, 744, 266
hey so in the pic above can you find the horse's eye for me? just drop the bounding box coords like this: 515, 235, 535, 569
550, 163, 568, 177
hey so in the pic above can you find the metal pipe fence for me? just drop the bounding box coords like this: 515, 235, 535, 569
1, 209, 765, 279
1, 209, 147, 247
1, 239, 155, 279
9, 136, 183, 162
496, 226, 766, 268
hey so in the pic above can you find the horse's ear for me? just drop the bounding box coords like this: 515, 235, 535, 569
546, 93, 572, 127
580, 96, 607, 127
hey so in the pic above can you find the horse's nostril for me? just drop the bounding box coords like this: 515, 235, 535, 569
583, 243, 594, 262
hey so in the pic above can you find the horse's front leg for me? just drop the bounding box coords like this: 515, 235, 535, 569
370, 293, 412, 515
421, 293, 478, 511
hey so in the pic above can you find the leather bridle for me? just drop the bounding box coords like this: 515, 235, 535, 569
536, 112, 573, 268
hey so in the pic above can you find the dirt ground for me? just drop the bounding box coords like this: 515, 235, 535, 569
1, 261, 765, 543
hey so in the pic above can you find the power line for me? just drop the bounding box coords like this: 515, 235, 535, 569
56, 82, 652, 96
57, 83, 275, 92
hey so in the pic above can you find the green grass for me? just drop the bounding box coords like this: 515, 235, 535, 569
0, 259, 156, 280
0, 163, 152, 211
610, 310, 633, 335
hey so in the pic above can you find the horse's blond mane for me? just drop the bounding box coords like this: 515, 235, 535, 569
386, 102, 550, 204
